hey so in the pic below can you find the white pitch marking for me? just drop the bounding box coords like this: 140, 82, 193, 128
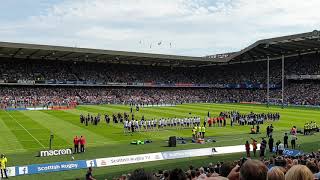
5, 112, 46, 148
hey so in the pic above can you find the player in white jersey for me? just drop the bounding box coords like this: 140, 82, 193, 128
163, 119, 167, 127
158, 119, 162, 128
147, 120, 151, 130
186, 118, 189, 127
135, 120, 139, 131
124, 120, 129, 133
128, 120, 132, 132
197, 117, 201, 126
143, 120, 147, 131
154, 119, 157, 129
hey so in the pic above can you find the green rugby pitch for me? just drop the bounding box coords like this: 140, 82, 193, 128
0, 103, 319, 180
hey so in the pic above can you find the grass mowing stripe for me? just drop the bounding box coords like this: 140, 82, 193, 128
86, 105, 248, 136
0, 113, 26, 153
22, 111, 109, 148
197, 103, 320, 115
183, 104, 319, 124
5, 111, 46, 149
65, 107, 184, 141
3, 103, 320, 180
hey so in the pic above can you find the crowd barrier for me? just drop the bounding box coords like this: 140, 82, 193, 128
7, 144, 304, 177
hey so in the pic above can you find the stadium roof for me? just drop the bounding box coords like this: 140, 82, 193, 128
0, 41, 217, 67
207, 30, 320, 65
0, 30, 319, 67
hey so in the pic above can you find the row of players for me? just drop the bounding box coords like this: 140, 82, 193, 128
206, 112, 281, 127
124, 117, 201, 133
80, 113, 101, 126
80, 112, 281, 130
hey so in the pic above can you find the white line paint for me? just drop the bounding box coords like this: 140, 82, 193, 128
5, 112, 46, 149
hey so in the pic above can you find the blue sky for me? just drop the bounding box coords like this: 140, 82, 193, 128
0, 0, 319, 56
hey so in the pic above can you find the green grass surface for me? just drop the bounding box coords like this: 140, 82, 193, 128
0, 103, 319, 180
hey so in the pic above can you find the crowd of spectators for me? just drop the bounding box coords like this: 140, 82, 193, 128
107, 150, 320, 180
0, 54, 320, 108
1, 54, 320, 84
1, 82, 320, 108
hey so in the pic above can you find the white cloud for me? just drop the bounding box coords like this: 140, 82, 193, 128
0, 0, 319, 56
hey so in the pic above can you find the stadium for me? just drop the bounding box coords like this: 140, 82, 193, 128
1, 2, 320, 180
0, 30, 320, 179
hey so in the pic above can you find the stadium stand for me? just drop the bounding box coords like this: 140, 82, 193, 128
1, 30, 320, 109
1, 54, 320, 108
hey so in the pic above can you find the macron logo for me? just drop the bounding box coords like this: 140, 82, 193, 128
39, 148, 72, 157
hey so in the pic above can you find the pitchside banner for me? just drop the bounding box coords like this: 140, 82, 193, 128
13, 144, 260, 176
16, 159, 96, 175
6, 167, 16, 177
161, 148, 213, 160
96, 153, 163, 167
272, 147, 303, 156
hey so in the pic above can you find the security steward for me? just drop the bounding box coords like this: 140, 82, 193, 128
201, 126, 206, 138
0, 154, 8, 179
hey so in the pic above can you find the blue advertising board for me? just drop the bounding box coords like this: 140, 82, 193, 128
272, 147, 303, 156
16, 159, 96, 175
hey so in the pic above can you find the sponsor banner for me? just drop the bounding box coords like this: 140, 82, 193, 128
57, 80, 67, 84
39, 148, 72, 157
17, 80, 35, 85
26, 107, 52, 111
162, 148, 212, 160
16, 160, 94, 175
287, 74, 320, 80
7, 167, 16, 177
18, 166, 28, 175
143, 82, 154, 86
175, 83, 194, 87
86, 160, 97, 167
66, 81, 77, 84
272, 147, 303, 156
13, 144, 262, 176
6, 107, 28, 111
95, 81, 104, 85
77, 81, 87, 84
214, 144, 260, 155
106, 82, 127, 86
209, 84, 224, 88
206, 53, 233, 59
162, 144, 261, 160
96, 153, 163, 167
